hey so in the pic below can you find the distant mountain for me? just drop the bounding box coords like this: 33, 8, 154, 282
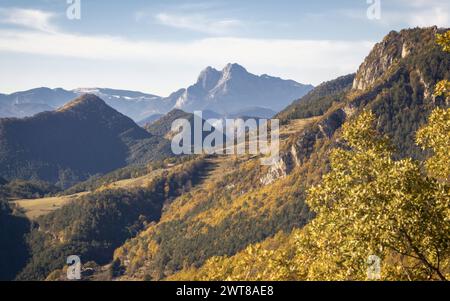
228, 106, 277, 119
0, 88, 164, 121
72, 88, 163, 121
1, 64, 312, 121
0, 88, 77, 118
0, 94, 170, 186
137, 114, 164, 127
165, 63, 313, 114
145, 109, 226, 153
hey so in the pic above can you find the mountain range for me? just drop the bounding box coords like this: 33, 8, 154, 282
0, 64, 312, 122
0, 26, 448, 281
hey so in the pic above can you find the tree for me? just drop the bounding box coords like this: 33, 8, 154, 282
416, 108, 450, 181
294, 111, 449, 280
434, 31, 450, 102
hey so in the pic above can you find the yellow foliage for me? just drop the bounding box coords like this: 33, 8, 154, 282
416, 108, 450, 181
436, 30, 450, 53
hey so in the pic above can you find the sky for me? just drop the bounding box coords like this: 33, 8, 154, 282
0, 0, 449, 96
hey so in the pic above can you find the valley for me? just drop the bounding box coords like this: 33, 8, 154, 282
0, 26, 449, 282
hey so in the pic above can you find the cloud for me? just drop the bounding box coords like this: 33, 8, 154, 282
404, 7, 449, 27
0, 8, 374, 94
0, 27, 374, 88
154, 12, 242, 35
0, 8, 56, 32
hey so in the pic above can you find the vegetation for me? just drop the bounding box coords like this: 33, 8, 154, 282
0, 179, 59, 199
16, 157, 209, 280
0, 94, 173, 187
277, 74, 354, 123
168, 31, 450, 281
0, 200, 30, 280
172, 109, 449, 281
113, 155, 313, 280
293, 110, 449, 280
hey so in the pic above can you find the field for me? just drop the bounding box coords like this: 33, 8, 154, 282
10, 168, 168, 220
11, 192, 88, 220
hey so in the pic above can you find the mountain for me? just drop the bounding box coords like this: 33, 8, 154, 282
228, 106, 277, 119
105, 27, 449, 280
145, 109, 225, 151
0, 94, 169, 186
145, 109, 195, 137
277, 73, 355, 123
1, 64, 312, 121
0, 88, 163, 121
137, 114, 164, 127
72, 88, 163, 121
6, 27, 449, 282
0, 88, 78, 118
165, 63, 313, 114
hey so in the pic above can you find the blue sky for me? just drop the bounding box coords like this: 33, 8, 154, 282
0, 0, 448, 96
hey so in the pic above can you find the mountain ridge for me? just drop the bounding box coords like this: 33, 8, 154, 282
169, 63, 313, 114
0, 94, 169, 186
0, 64, 313, 121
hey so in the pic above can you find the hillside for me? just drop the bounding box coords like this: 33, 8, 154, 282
15, 157, 211, 280
3, 27, 449, 282
276, 73, 355, 123
0, 94, 170, 186
0, 201, 30, 280
109, 27, 449, 280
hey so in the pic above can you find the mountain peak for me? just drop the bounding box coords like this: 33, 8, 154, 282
57, 93, 107, 112
222, 63, 248, 74
197, 66, 221, 90
353, 27, 444, 91
167, 63, 313, 114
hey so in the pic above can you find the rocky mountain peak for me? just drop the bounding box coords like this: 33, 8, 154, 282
221, 63, 249, 80
352, 27, 441, 91
197, 66, 222, 90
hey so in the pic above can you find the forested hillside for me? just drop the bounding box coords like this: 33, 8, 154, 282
111, 27, 449, 281
15, 157, 210, 280
0, 201, 30, 280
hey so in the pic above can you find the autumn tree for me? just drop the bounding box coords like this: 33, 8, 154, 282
435, 30, 450, 102
293, 111, 449, 280
416, 108, 450, 181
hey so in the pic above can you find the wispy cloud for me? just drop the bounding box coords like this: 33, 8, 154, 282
0, 7, 374, 94
154, 12, 242, 35
0, 7, 57, 32
0, 27, 374, 87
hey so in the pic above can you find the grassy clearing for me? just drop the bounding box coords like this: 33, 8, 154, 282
11, 192, 88, 220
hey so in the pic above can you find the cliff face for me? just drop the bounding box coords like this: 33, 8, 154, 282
353, 27, 440, 91
263, 27, 450, 184
261, 108, 350, 185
